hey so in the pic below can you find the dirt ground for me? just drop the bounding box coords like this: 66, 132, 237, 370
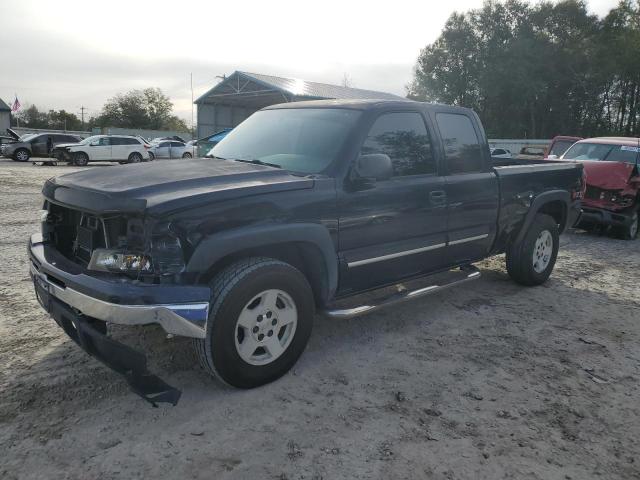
0, 159, 639, 480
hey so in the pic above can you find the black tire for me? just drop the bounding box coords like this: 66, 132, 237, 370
506, 213, 559, 286
613, 209, 638, 240
73, 152, 89, 166
182, 152, 192, 158
193, 257, 314, 388
148, 152, 155, 161
128, 152, 142, 163
13, 148, 30, 162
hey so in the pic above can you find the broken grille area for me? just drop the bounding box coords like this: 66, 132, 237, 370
47, 203, 127, 266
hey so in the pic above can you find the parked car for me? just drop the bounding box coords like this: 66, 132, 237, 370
0, 129, 82, 162
545, 135, 583, 159
490, 148, 512, 158
148, 140, 193, 160
201, 128, 233, 157
29, 99, 583, 404
51, 135, 151, 166
185, 140, 198, 157
150, 135, 187, 144
560, 136, 639, 239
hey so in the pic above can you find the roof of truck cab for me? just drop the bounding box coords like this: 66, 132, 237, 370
262, 98, 472, 113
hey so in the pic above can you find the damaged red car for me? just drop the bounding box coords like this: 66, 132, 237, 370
561, 137, 640, 239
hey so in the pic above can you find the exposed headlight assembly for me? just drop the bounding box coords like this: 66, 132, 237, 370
88, 249, 153, 273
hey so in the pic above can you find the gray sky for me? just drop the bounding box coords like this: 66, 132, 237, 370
0, 0, 619, 127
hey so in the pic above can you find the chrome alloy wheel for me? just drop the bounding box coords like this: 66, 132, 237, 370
16, 150, 29, 161
533, 229, 553, 273
234, 289, 298, 366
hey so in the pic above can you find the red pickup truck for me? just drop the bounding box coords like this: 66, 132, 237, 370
561, 137, 640, 239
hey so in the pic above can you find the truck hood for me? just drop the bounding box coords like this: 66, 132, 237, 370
43, 159, 314, 215
579, 160, 637, 190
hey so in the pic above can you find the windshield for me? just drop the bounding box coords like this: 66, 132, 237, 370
549, 140, 576, 156
563, 142, 640, 164
79, 135, 101, 145
211, 108, 362, 174
19, 134, 37, 142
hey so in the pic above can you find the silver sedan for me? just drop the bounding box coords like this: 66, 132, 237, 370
148, 141, 194, 160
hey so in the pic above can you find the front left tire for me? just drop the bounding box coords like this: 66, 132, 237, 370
13, 149, 30, 162
193, 257, 315, 388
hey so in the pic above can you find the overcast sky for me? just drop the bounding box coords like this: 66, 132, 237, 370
0, 0, 619, 127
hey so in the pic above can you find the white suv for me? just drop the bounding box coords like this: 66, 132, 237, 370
52, 135, 151, 166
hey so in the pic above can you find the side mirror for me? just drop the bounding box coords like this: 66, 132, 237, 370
90, 141, 99, 147
354, 153, 393, 182
547, 154, 558, 160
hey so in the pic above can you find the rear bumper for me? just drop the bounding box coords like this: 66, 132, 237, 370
579, 206, 634, 228
29, 233, 210, 338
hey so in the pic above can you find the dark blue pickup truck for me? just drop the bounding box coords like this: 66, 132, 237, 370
29, 99, 583, 404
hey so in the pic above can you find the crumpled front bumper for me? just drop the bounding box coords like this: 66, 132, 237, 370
28, 233, 212, 405
29, 233, 210, 338
579, 206, 635, 228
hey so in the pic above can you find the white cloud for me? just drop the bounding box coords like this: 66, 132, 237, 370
0, 0, 620, 124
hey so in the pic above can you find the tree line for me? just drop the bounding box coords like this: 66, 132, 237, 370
407, 0, 640, 139
11, 88, 189, 132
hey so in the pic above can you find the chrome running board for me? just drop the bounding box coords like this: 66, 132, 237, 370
323, 266, 481, 319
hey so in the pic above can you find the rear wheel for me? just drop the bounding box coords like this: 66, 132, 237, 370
506, 213, 559, 286
182, 152, 192, 158
128, 152, 142, 163
73, 152, 89, 166
193, 257, 314, 388
14, 149, 30, 162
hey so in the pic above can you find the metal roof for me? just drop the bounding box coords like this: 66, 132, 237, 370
195, 71, 404, 105
0, 98, 10, 111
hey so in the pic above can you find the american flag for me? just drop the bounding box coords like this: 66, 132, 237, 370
11, 95, 21, 113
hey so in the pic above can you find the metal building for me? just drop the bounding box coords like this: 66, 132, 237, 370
195, 71, 404, 139
0, 98, 11, 134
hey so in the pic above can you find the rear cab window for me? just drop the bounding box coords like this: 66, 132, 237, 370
435, 113, 483, 174
360, 112, 436, 177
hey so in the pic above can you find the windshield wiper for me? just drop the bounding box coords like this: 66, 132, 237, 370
232, 158, 281, 169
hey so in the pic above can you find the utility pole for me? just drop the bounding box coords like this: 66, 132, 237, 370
78, 106, 87, 130
190, 73, 194, 140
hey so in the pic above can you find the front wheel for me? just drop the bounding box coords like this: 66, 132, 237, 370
193, 257, 314, 388
73, 152, 89, 166
182, 152, 192, 158
14, 149, 30, 162
613, 210, 638, 240
506, 213, 559, 286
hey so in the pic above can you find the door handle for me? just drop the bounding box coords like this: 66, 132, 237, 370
429, 190, 447, 206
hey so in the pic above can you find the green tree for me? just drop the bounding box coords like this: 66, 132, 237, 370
408, 0, 640, 138
93, 88, 188, 132
12, 104, 83, 131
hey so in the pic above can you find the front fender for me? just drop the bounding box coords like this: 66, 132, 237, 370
185, 223, 338, 300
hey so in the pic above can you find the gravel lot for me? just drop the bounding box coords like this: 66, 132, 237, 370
1, 159, 639, 480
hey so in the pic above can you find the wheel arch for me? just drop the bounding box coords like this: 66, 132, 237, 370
514, 190, 570, 245
186, 224, 338, 306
